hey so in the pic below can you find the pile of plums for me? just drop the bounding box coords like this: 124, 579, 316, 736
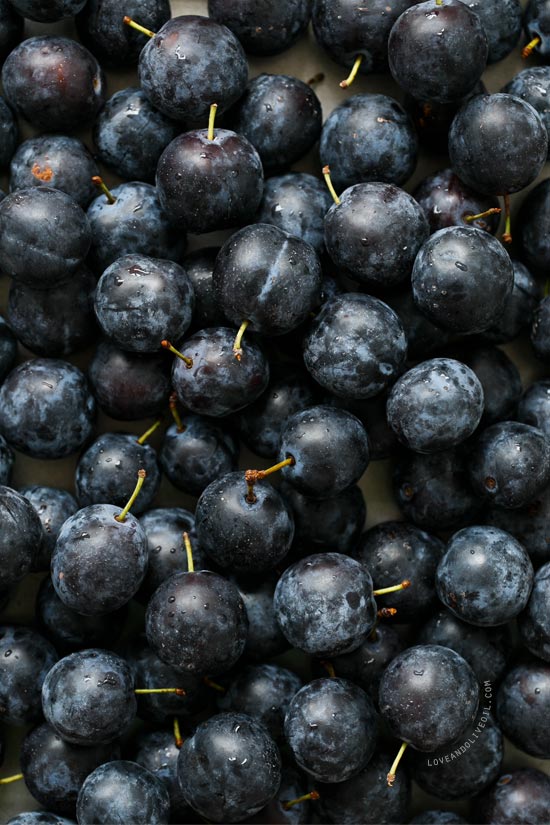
1, 0, 550, 823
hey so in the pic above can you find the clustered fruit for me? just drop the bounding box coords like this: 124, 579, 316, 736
0, 0, 550, 824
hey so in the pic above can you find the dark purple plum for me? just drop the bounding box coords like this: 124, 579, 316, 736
138, 15, 248, 122
170, 327, 269, 418
410, 713, 503, 800
255, 173, 332, 255
326, 625, 405, 703
0, 626, 58, 726
353, 521, 445, 621
0, 359, 96, 459
448, 93, 548, 196
0, 96, 17, 169
20, 723, 119, 817
0, 188, 91, 288
208, 0, 311, 55
385, 289, 454, 360
519, 562, 550, 661
1, 36, 105, 131
320, 93, 418, 192
86, 181, 186, 275
386, 358, 484, 453
156, 126, 263, 234
0, 486, 43, 590
411, 226, 514, 334
218, 664, 302, 740
236, 574, 289, 662
77, 760, 170, 824
436, 525, 534, 626
41, 650, 136, 746
0, 316, 17, 384
88, 341, 171, 421
531, 296, 550, 362
517, 379, 550, 439
177, 713, 281, 823
20, 486, 78, 573
524, 0, 550, 59
160, 416, 239, 496
93, 88, 179, 182
273, 553, 377, 657
77, 0, 171, 67
51, 503, 149, 615
484, 483, 550, 569
393, 447, 484, 531
0, 435, 14, 485
468, 0, 521, 62
496, 663, 550, 758
519, 178, 550, 273
195, 471, 294, 573
413, 168, 501, 235
213, 224, 322, 336
229, 74, 322, 172
36, 578, 127, 653
379, 644, 479, 751
324, 182, 429, 287
285, 678, 377, 783
315, 750, 411, 825
503, 68, 550, 152
312, 0, 416, 76
462, 346, 522, 426
94, 253, 194, 353
145, 570, 248, 675
409, 812, 469, 824
9, 135, 99, 208
281, 481, 366, 555
278, 405, 370, 498
7, 266, 97, 357
303, 293, 407, 399
182, 248, 226, 330
469, 421, 550, 509
478, 768, 550, 825
132, 730, 190, 820
417, 608, 512, 685
8, 0, 86, 22
6, 814, 75, 825
75, 432, 161, 513
388, 0, 488, 104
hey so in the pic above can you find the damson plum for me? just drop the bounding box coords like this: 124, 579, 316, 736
484, 483, 550, 569
388, 0, 487, 104
284, 678, 377, 783
312, 0, 416, 76
496, 663, 550, 758
133, 730, 190, 820
273, 553, 377, 657
86, 181, 186, 274
413, 168, 501, 235
208, 0, 311, 55
9, 135, 98, 209
278, 406, 370, 498
0, 359, 96, 459
326, 624, 404, 702
0, 316, 17, 384
182, 248, 226, 330
255, 173, 332, 255
1, 36, 105, 132
229, 74, 322, 172
468, 421, 550, 509
411, 227, 514, 334
320, 94, 418, 192
479, 768, 550, 825
483, 260, 540, 344
93, 88, 179, 182
177, 713, 281, 823
386, 358, 484, 454
462, 346, 522, 425
94, 254, 194, 353
9, 0, 86, 23
156, 125, 263, 234
324, 182, 429, 287
524, 0, 550, 60
77, 0, 171, 68
88, 341, 171, 421
0, 486, 43, 591
169, 327, 269, 418
77, 760, 170, 825
0, 188, 91, 289
214, 225, 321, 336
21, 487, 78, 573
519, 179, 550, 273
138, 16, 248, 122
0, 0, 22, 65
0, 436, 14, 485
467, 0, 521, 63
503, 67, 550, 151
303, 294, 407, 399
236, 574, 289, 662
0, 626, 58, 726
518, 562, 550, 661
436, 526, 534, 626
0, 96, 17, 169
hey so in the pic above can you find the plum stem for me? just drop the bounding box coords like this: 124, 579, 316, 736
322, 166, 341, 205
387, 742, 408, 787
203, 676, 226, 693
134, 688, 186, 695
115, 469, 146, 522
207, 103, 218, 141
233, 320, 250, 361
174, 717, 184, 748
283, 791, 320, 810
340, 55, 363, 89
464, 207, 501, 223
522, 35, 541, 59
373, 580, 411, 596
0, 774, 23, 785
502, 193, 512, 244
320, 660, 336, 677
123, 16, 155, 38
183, 531, 194, 573
91, 175, 116, 204
245, 456, 296, 502
136, 418, 162, 445
161, 340, 193, 369
169, 392, 185, 432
